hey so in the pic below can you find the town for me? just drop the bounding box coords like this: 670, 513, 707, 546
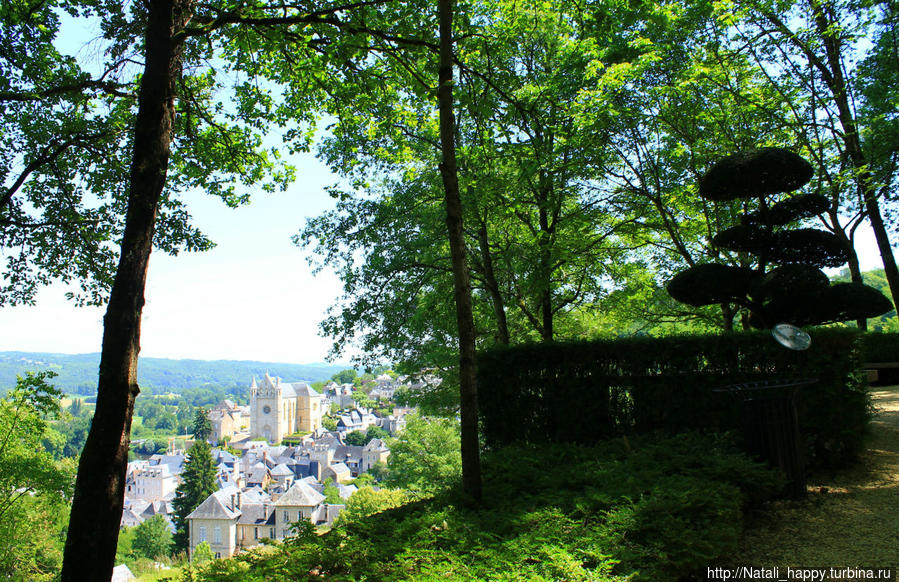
121, 373, 413, 561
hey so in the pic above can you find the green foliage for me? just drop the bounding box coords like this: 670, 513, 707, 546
331, 370, 358, 385
832, 269, 899, 332
115, 525, 137, 566
192, 408, 212, 443
344, 425, 389, 447
172, 441, 218, 552
186, 433, 780, 582
321, 415, 338, 431
478, 328, 869, 469
384, 415, 461, 496
0, 371, 75, 580
321, 478, 343, 505
337, 486, 408, 525
133, 515, 174, 560
192, 541, 214, 565
669, 148, 888, 329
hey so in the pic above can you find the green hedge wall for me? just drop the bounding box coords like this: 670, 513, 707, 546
478, 328, 868, 469
859, 331, 899, 362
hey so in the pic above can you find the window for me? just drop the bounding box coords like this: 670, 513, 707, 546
199, 526, 207, 542
213, 526, 222, 545
254, 527, 258, 540
270, 527, 274, 538
283, 510, 289, 522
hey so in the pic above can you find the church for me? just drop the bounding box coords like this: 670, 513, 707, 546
249, 373, 324, 443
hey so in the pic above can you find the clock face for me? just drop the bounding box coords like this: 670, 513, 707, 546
262, 405, 271, 415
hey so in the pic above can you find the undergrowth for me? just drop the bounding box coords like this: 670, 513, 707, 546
179, 433, 781, 582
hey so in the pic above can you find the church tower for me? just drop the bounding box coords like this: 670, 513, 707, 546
250, 373, 283, 443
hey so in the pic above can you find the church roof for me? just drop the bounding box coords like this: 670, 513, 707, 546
290, 382, 322, 398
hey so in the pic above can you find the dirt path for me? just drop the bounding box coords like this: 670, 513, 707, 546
730, 386, 899, 575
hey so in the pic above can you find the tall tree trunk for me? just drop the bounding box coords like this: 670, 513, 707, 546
810, 0, 899, 315
477, 223, 510, 345
538, 198, 553, 342
832, 222, 867, 329
437, 0, 481, 502
720, 303, 735, 331
61, 1, 189, 579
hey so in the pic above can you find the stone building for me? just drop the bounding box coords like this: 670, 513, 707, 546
249, 374, 324, 444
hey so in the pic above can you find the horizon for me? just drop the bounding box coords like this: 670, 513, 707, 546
0, 349, 349, 368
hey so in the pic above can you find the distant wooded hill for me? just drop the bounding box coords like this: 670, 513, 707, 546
0, 351, 348, 395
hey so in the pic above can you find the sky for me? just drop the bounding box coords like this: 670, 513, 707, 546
0, 152, 350, 364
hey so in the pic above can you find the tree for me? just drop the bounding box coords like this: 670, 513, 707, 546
437, 0, 481, 501
667, 148, 891, 327
191, 541, 214, 565
171, 440, 217, 553
56, 1, 392, 578
384, 415, 461, 496
133, 515, 173, 560
192, 408, 212, 443
720, 0, 899, 319
0, 372, 75, 580
331, 369, 358, 385
321, 478, 343, 505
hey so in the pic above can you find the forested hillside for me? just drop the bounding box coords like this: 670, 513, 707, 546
0, 352, 346, 394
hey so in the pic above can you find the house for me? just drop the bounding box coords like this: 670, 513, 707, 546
208, 401, 247, 444
335, 408, 377, 433
186, 489, 241, 559
323, 462, 352, 484
273, 481, 325, 539
129, 463, 178, 501
236, 503, 276, 549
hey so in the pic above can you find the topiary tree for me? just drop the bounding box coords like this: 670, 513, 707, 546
667, 148, 891, 328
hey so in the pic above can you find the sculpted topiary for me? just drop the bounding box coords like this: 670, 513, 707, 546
668, 147, 891, 328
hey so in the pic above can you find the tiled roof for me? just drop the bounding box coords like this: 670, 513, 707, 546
186, 493, 240, 521
275, 481, 325, 508
236, 503, 275, 526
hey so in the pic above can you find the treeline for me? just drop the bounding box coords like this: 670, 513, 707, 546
0, 352, 347, 395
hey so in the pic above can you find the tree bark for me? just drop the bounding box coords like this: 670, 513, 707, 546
477, 223, 510, 345
437, 0, 481, 502
832, 221, 867, 329
61, 1, 190, 579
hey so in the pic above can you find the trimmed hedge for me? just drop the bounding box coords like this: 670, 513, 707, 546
478, 328, 868, 469
860, 331, 899, 362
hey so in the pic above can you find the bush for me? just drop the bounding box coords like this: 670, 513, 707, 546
185, 433, 779, 582
478, 328, 868, 469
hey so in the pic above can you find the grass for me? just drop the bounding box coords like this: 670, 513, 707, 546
726, 385, 899, 575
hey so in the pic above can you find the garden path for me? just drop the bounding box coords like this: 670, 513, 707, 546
731, 386, 899, 576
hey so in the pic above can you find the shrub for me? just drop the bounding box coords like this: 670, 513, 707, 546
185, 433, 779, 582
